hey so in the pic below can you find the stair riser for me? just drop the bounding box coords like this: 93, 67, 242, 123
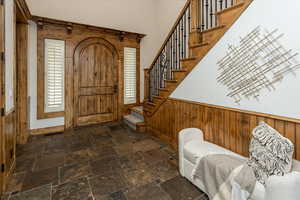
123, 118, 137, 131
191, 46, 211, 59
202, 28, 225, 44
159, 90, 170, 98
173, 72, 186, 81
144, 104, 155, 110
153, 98, 163, 105
181, 60, 198, 71
218, 4, 245, 25
165, 82, 177, 89
131, 111, 144, 121
189, 30, 202, 46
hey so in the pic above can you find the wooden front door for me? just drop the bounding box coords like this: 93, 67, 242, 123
74, 38, 118, 127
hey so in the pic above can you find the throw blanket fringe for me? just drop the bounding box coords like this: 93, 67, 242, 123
192, 154, 256, 200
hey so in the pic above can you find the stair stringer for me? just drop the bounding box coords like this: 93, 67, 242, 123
144, 0, 253, 118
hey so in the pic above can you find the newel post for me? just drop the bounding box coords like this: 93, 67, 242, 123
144, 68, 150, 103
189, 0, 202, 46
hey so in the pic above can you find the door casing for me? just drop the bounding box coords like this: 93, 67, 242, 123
73, 37, 119, 127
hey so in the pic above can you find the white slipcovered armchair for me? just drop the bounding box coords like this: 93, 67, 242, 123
178, 128, 300, 200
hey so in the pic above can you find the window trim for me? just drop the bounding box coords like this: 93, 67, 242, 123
37, 37, 65, 119
123, 46, 140, 105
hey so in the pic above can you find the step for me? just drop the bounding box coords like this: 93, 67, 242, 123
164, 79, 178, 89
172, 69, 187, 80
190, 43, 209, 49
131, 106, 143, 115
215, 2, 245, 16
123, 114, 144, 131
146, 101, 156, 107
130, 106, 144, 121
153, 95, 164, 104
159, 88, 170, 98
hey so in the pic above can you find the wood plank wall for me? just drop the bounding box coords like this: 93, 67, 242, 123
146, 98, 300, 161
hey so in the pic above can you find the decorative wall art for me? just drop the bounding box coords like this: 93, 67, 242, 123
217, 26, 300, 104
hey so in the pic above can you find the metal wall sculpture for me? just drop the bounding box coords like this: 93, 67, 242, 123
217, 26, 300, 104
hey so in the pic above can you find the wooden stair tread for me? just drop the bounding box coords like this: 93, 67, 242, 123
153, 95, 164, 99
159, 88, 170, 91
143, 107, 152, 112
201, 25, 226, 34
190, 42, 209, 48
215, 2, 245, 15
180, 57, 197, 61
172, 69, 187, 72
131, 106, 143, 115
136, 121, 146, 126
146, 101, 156, 106
164, 79, 178, 83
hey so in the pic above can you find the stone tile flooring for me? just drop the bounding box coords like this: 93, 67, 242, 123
1, 123, 208, 200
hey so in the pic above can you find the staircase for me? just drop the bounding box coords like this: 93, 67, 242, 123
123, 106, 146, 132
144, 0, 252, 116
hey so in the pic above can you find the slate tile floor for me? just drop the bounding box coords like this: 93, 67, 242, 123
2, 123, 208, 200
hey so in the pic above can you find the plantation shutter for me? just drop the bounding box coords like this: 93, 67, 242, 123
44, 39, 65, 113
124, 47, 137, 104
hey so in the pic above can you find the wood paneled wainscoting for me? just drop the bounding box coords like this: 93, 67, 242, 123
145, 98, 300, 161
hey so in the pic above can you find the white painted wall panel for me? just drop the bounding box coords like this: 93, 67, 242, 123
28, 21, 64, 129
171, 0, 300, 120
4, 0, 15, 113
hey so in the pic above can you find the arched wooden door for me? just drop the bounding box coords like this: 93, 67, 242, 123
74, 38, 118, 127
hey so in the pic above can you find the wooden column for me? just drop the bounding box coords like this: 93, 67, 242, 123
0, 0, 4, 196
144, 68, 150, 103
189, 0, 202, 46
16, 22, 29, 144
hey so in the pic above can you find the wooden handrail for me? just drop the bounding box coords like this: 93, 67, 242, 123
146, 0, 191, 71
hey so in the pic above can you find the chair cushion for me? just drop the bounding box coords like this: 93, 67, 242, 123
248, 121, 294, 185
183, 140, 244, 164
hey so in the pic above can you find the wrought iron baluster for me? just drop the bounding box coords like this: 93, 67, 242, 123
225, 0, 228, 8
181, 18, 185, 59
202, 0, 205, 31
184, 12, 187, 58
188, 4, 191, 32
215, 0, 218, 26
205, 0, 209, 30
210, 0, 213, 28
219, 0, 223, 10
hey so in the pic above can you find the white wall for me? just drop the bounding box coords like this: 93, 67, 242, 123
171, 0, 300, 120
4, 0, 15, 113
28, 21, 64, 130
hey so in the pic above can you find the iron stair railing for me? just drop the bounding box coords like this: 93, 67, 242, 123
148, 0, 237, 103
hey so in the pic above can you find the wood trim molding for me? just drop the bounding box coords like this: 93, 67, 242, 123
15, 0, 31, 22
37, 36, 64, 120
169, 97, 300, 123
30, 125, 65, 135
31, 15, 146, 42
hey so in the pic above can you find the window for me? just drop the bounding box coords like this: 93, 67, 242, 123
44, 39, 65, 113
124, 47, 137, 104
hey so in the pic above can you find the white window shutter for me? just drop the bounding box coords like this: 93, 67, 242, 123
44, 39, 65, 113
124, 47, 137, 104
